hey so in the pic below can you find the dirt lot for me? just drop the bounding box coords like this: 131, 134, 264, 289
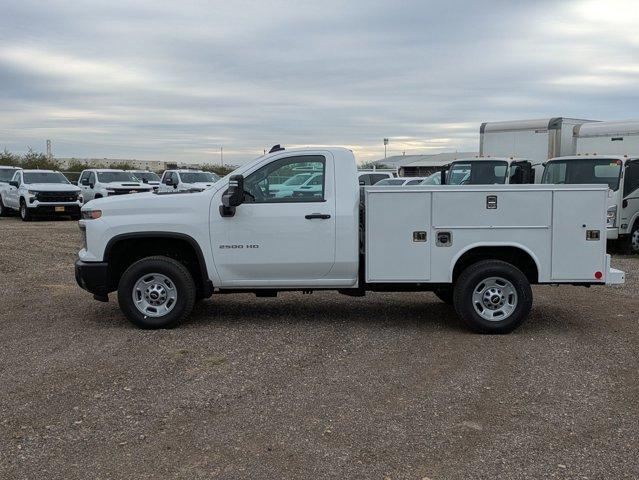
0, 216, 638, 480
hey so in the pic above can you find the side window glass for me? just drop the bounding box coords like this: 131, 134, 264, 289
89, 172, 96, 184
358, 174, 370, 185
173, 172, 180, 184
369, 174, 389, 185
624, 162, 639, 197
244, 155, 326, 203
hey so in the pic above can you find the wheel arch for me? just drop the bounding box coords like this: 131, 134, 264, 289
104, 232, 213, 298
451, 243, 540, 284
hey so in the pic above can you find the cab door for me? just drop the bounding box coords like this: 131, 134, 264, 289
6, 171, 21, 208
210, 153, 336, 287
621, 160, 639, 234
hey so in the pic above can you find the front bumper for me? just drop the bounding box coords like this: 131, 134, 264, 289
28, 203, 81, 215
606, 227, 619, 240
75, 259, 110, 297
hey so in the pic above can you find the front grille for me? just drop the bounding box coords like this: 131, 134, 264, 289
36, 191, 79, 202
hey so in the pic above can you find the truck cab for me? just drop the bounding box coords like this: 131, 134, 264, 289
126, 170, 161, 191
79, 169, 153, 203
158, 170, 220, 193
445, 158, 535, 185
0, 166, 21, 185
75, 146, 623, 334
542, 154, 639, 251
0, 169, 82, 220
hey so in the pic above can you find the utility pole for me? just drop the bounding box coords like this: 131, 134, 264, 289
46, 139, 52, 159
383, 138, 389, 160
220, 146, 223, 166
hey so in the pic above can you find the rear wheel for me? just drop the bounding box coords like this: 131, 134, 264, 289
453, 260, 532, 334
628, 226, 639, 254
0, 197, 7, 217
118, 256, 196, 329
19, 200, 31, 222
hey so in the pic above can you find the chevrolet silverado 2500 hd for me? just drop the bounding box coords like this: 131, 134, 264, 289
75, 147, 624, 333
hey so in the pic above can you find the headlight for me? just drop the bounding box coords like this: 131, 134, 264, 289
27, 190, 38, 195
81, 209, 102, 220
607, 205, 617, 227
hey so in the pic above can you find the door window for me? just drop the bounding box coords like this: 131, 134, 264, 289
244, 155, 326, 203
369, 174, 391, 185
358, 174, 370, 185
623, 161, 639, 197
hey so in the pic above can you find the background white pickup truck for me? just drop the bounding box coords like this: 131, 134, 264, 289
0, 169, 82, 220
75, 147, 624, 333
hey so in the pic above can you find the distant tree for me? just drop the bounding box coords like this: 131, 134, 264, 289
360, 161, 391, 170
201, 164, 236, 176
0, 149, 21, 166
20, 148, 60, 170
109, 162, 136, 170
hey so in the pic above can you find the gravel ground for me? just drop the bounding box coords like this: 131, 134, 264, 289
0, 216, 638, 480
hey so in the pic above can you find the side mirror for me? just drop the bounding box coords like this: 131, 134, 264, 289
9, 180, 19, 188
359, 180, 365, 186
220, 175, 245, 217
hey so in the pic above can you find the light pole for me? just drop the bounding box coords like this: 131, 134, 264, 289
220, 146, 223, 166
383, 138, 389, 160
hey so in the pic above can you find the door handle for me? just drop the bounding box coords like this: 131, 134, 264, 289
305, 213, 331, 219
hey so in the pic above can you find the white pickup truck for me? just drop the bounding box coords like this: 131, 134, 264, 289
75, 147, 624, 334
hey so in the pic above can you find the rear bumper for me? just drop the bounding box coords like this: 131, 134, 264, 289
75, 259, 110, 296
606, 254, 625, 285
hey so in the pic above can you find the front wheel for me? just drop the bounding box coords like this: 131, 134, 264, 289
118, 256, 196, 329
20, 200, 31, 221
453, 260, 532, 334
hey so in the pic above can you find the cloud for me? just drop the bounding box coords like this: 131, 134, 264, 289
0, 0, 638, 164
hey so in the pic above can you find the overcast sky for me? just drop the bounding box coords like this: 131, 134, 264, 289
1, 0, 638, 165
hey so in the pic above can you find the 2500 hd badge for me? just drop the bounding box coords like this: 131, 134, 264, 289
219, 244, 259, 249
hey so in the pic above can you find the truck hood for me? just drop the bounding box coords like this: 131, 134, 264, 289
82, 189, 210, 214
182, 182, 216, 190
25, 183, 81, 192
103, 182, 153, 190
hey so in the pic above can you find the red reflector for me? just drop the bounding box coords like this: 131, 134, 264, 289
595, 271, 603, 280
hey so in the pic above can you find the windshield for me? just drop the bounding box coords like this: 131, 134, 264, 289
132, 172, 160, 182
377, 178, 407, 185
23, 172, 70, 184
542, 158, 622, 190
420, 172, 441, 185
97, 171, 140, 183
0, 168, 17, 182
448, 161, 508, 185
180, 172, 219, 183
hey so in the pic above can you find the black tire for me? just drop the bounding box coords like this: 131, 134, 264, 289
117, 256, 196, 329
19, 199, 31, 222
627, 225, 639, 255
434, 288, 454, 305
453, 260, 532, 334
70, 211, 81, 221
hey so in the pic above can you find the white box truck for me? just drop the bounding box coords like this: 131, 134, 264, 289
75, 146, 623, 334
542, 120, 639, 252
479, 118, 597, 181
